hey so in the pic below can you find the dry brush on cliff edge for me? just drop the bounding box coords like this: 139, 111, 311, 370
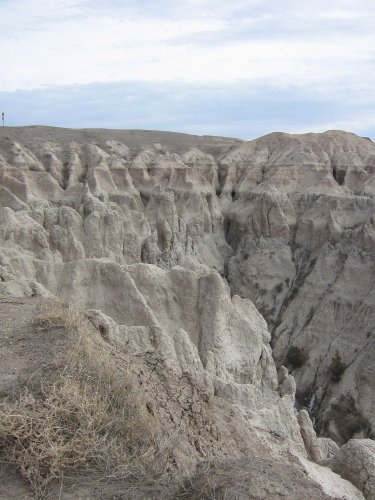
0, 303, 161, 496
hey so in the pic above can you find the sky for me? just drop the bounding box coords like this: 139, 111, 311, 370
0, 0, 374, 140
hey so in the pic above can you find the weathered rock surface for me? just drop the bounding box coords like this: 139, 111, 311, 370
326, 439, 375, 499
223, 132, 375, 444
0, 296, 364, 499
0, 126, 374, 497
298, 409, 339, 463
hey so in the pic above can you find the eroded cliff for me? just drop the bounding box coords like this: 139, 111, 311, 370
0, 126, 374, 498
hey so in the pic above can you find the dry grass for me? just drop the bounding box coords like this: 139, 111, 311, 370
178, 461, 233, 500
0, 303, 158, 497
31, 300, 81, 331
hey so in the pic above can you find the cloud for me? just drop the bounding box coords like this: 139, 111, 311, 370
0, 0, 374, 92
0, 0, 373, 137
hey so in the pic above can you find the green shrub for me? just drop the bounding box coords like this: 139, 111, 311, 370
274, 283, 283, 294
286, 346, 308, 369
329, 351, 347, 382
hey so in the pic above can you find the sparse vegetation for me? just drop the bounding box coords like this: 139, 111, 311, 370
275, 283, 283, 294
329, 351, 347, 382
0, 304, 158, 496
286, 346, 308, 369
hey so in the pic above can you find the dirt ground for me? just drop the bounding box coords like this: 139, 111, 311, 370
0, 296, 67, 397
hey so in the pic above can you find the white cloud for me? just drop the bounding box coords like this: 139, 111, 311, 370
0, 0, 374, 140
0, 0, 374, 93
290, 114, 375, 137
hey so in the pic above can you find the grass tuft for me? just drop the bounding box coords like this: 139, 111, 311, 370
0, 303, 158, 497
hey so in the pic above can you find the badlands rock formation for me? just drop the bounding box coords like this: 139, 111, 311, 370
0, 126, 374, 497
326, 439, 375, 499
1, 295, 359, 499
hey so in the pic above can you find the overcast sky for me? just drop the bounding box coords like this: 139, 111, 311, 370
0, 0, 374, 139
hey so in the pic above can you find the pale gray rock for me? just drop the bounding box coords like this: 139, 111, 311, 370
326, 439, 375, 499
0, 126, 374, 498
0, 295, 364, 499
298, 409, 339, 462
278, 365, 296, 398
0, 129, 374, 446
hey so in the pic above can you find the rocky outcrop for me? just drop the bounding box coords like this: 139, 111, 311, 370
0, 296, 364, 499
326, 439, 375, 499
1, 127, 374, 444
0, 126, 374, 497
222, 132, 375, 444
298, 409, 339, 463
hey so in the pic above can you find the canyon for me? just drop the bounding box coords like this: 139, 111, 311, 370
0, 126, 374, 498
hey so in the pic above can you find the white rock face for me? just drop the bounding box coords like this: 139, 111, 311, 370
0, 295, 364, 499
0, 126, 374, 497
298, 409, 339, 462
224, 132, 375, 444
326, 439, 375, 499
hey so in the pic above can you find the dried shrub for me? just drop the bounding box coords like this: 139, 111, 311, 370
31, 301, 81, 330
0, 304, 157, 496
286, 346, 308, 369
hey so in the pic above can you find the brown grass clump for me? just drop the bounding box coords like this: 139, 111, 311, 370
0, 303, 157, 496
